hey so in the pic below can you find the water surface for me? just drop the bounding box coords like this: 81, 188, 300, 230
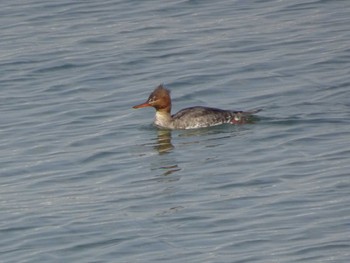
1, 0, 350, 262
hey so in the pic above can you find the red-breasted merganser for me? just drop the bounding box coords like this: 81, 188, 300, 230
133, 84, 261, 130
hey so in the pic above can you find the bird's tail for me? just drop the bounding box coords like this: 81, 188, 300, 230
231, 109, 262, 124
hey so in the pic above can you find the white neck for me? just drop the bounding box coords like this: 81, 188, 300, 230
154, 111, 173, 128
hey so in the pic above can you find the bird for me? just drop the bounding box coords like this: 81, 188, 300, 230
133, 84, 261, 129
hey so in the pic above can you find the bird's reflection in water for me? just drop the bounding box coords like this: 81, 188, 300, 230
158, 164, 181, 177
153, 129, 174, 154
150, 129, 182, 177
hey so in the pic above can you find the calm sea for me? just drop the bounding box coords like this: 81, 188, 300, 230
1, 0, 350, 262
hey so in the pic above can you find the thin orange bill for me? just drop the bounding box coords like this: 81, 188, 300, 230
132, 102, 151, 109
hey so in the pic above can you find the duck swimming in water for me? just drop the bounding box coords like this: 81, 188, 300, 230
133, 84, 261, 130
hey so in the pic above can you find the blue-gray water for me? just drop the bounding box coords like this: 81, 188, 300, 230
1, 0, 350, 262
